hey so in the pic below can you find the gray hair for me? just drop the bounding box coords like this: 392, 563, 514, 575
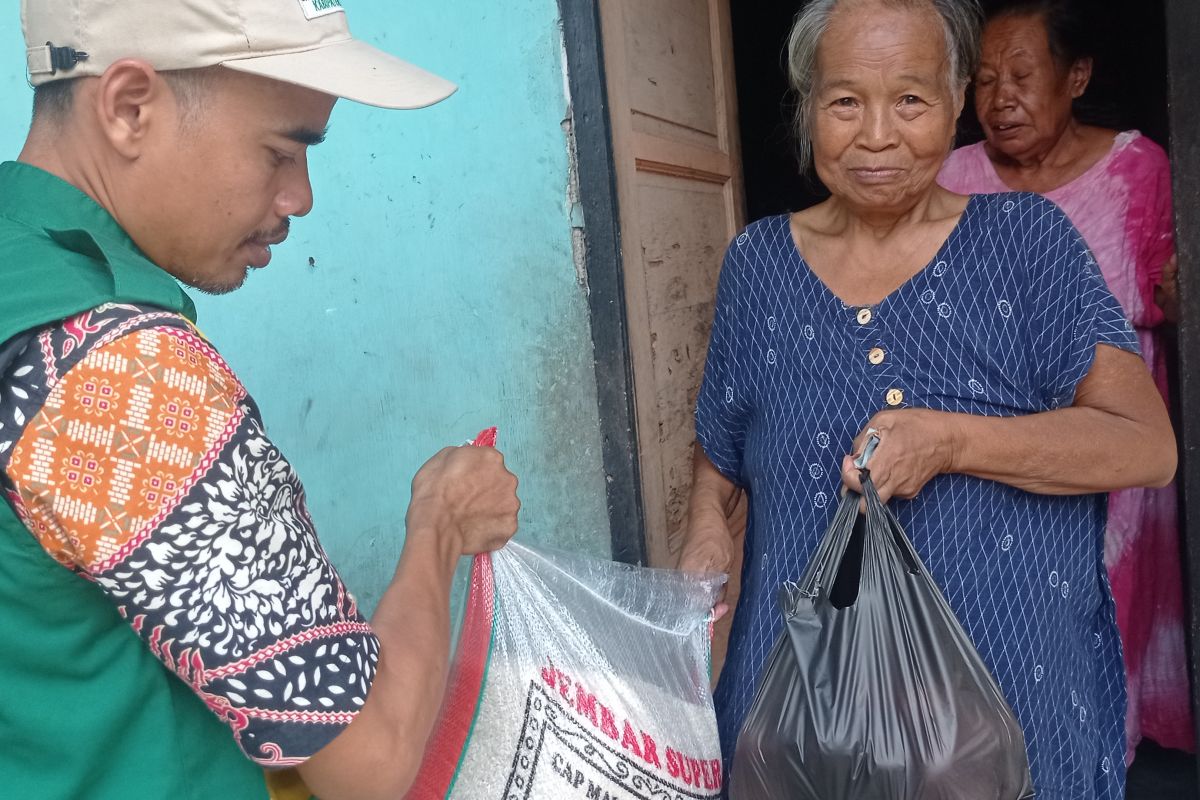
785, 0, 983, 172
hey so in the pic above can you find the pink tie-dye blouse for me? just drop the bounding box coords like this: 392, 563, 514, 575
939, 131, 1189, 759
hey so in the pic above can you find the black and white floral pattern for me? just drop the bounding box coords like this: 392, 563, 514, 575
2, 305, 379, 765
100, 412, 358, 659
0, 333, 44, 463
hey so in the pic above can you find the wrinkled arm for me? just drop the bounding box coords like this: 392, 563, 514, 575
950, 344, 1175, 492
677, 444, 741, 576
843, 344, 1176, 500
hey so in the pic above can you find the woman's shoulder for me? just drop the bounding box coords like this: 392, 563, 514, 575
941, 140, 989, 172
937, 142, 997, 194
964, 190, 1067, 225
725, 214, 795, 261
958, 193, 1086, 270
1108, 130, 1171, 175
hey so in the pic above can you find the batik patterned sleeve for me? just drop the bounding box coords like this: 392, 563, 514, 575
1017, 194, 1141, 409
695, 229, 754, 484
0, 305, 378, 767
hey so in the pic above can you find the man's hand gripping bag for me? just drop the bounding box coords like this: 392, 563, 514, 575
730, 473, 1035, 799
407, 430, 727, 799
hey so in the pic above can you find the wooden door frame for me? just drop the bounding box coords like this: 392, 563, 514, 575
1166, 0, 1200, 759
559, 0, 647, 565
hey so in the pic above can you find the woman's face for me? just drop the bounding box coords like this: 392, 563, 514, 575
810, 1, 963, 216
974, 14, 1090, 164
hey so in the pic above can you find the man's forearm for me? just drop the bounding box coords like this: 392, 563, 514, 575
298, 528, 461, 800
372, 525, 462, 755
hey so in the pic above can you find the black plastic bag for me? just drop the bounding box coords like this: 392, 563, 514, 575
730, 473, 1035, 799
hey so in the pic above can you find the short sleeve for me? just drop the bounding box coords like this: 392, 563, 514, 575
1128, 139, 1175, 329
1021, 197, 1140, 407
3, 321, 378, 767
696, 235, 753, 484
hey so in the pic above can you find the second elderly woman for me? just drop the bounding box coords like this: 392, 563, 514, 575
678, 0, 1175, 797
937, 0, 1188, 761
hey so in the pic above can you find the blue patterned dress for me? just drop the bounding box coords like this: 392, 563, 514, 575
697, 193, 1135, 798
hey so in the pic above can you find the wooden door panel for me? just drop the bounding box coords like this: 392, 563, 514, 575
651, 304, 713, 550
598, 0, 745, 568
624, 0, 720, 140
638, 178, 726, 316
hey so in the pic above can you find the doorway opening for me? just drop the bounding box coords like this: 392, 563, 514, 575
727, 0, 1194, 793
730, 0, 1171, 217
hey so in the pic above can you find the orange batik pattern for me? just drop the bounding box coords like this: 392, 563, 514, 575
7, 326, 244, 572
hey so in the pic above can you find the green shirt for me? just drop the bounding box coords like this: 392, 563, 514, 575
0, 161, 270, 799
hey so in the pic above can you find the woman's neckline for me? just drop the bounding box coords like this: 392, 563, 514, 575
985, 129, 1131, 197
785, 194, 977, 309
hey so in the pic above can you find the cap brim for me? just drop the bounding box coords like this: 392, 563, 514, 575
221, 39, 456, 110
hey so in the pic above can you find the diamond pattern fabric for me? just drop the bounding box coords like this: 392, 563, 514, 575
697, 193, 1137, 798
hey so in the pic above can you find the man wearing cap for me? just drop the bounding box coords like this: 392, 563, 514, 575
0, 2, 520, 798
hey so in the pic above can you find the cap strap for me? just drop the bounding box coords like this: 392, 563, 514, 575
26, 46, 53, 77
27, 43, 89, 77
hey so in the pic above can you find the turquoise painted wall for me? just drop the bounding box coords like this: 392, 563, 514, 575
0, 1, 612, 613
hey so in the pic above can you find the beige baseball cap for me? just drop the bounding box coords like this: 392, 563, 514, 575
21, 0, 456, 109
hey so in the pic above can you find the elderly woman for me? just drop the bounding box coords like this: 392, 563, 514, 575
937, 0, 1188, 761
677, 0, 1175, 797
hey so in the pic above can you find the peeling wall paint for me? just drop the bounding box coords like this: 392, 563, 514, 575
0, 0, 613, 614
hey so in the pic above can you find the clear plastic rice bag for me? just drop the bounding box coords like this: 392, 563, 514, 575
730, 473, 1035, 800
407, 430, 726, 800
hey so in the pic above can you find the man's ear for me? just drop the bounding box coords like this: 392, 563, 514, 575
91, 59, 168, 160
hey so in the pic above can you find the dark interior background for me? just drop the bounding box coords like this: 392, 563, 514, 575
730, 0, 1171, 219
